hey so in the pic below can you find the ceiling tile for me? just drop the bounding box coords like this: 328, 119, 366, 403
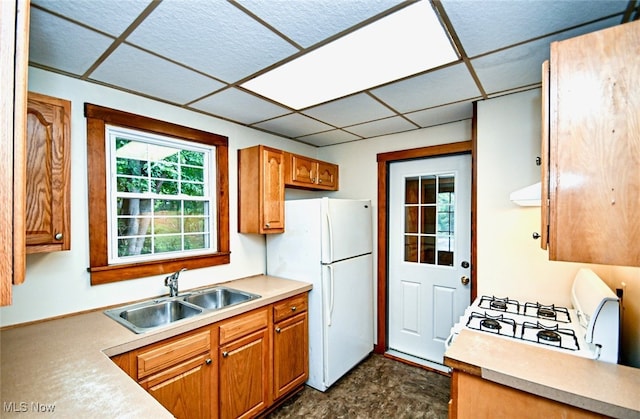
190, 88, 291, 124
345, 116, 416, 138
371, 63, 481, 113
405, 102, 473, 128
32, 0, 152, 36
297, 129, 362, 147
472, 16, 622, 94
238, 0, 405, 48
29, 9, 114, 75
302, 94, 395, 127
126, 0, 298, 82
442, 0, 628, 57
253, 114, 334, 138
90, 44, 225, 105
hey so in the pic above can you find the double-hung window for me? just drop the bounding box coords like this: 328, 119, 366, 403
85, 104, 229, 285
107, 126, 216, 263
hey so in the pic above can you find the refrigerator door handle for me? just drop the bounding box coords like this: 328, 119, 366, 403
326, 210, 334, 263
327, 265, 335, 326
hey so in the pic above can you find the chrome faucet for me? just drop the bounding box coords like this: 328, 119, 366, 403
165, 268, 186, 297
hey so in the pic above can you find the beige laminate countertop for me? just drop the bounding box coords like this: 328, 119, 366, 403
444, 329, 640, 419
0, 275, 312, 418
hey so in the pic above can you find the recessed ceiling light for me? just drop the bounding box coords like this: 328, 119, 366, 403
241, 1, 457, 110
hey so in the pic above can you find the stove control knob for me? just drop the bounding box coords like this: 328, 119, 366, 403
461, 276, 470, 286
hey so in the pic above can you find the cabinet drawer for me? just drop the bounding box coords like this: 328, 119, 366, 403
273, 294, 307, 323
137, 330, 210, 380
219, 307, 268, 345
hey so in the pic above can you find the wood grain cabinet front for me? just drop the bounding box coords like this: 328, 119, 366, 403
218, 308, 271, 419
541, 20, 640, 266
130, 329, 214, 419
284, 152, 338, 191
238, 145, 285, 234
25, 92, 71, 254
273, 294, 308, 401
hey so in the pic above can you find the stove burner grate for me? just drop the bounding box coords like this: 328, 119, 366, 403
521, 321, 579, 351
523, 302, 571, 323
466, 311, 517, 337
478, 296, 520, 314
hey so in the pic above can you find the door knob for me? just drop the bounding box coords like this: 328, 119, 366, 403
461, 276, 470, 285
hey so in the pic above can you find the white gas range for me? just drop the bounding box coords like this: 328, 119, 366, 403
447, 268, 620, 363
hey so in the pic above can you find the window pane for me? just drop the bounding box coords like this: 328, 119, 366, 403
154, 217, 181, 234
182, 182, 204, 197
421, 176, 436, 204
184, 217, 207, 233
154, 199, 180, 213
182, 166, 203, 181
152, 180, 178, 195
420, 236, 436, 264
118, 217, 151, 236
154, 235, 182, 254
404, 235, 418, 262
185, 234, 207, 250
184, 200, 206, 214
116, 157, 148, 176
405, 177, 419, 204
421, 206, 436, 234
117, 176, 149, 193
118, 237, 151, 257
181, 150, 204, 166
439, 175, 454, 193
118, 198, 152, 216
405, 206, 418, 233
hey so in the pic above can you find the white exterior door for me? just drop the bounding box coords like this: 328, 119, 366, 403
388, 154, 471, 366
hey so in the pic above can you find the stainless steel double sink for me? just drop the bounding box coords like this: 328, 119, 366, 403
104, 286, 261, 334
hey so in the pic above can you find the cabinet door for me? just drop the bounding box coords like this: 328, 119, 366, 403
273, 311, 308, 400
315, 161, 338, 190
140, 354, 212, 419
261, 147, 285, 233
25, 92, 70, 253
548, 21, 640, 266
219, 328, 270, 419
287, 153, 316, 188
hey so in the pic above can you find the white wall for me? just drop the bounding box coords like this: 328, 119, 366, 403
0, 68, 317, 327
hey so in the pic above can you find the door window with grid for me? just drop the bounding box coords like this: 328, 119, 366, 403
403, 174, 455, 266
107, 126, 216, 264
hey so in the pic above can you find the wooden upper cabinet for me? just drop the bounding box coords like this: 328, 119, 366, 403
543, 20, 640, 266
284, 152, 338, 191
25, 92, 71, 253
238, 145, 285, 234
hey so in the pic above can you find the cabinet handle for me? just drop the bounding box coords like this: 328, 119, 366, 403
205, 358, 212, 365
291, 306, 297, 312
222, 351, 229, 358
54, 233, 63, 241
275, 327, 281, 334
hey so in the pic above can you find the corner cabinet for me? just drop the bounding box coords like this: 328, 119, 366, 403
25, 92, 71, 253
284, 152, 339, 191
541, 20, 640, 267
238, 145, 285, 234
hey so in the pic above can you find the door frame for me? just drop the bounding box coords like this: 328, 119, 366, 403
375, 113, 477, 354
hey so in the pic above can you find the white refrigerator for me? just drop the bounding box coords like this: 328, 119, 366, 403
266, 198, 374, 392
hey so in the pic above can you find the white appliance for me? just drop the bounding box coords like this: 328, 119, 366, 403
266, 198, 374, 391
446, 268, 620, 363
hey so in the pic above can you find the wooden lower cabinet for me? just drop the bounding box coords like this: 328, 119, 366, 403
273, 294, 309, 401
218, 308, 271, 419
110, 292, 309, 419
450, 371, 602, 419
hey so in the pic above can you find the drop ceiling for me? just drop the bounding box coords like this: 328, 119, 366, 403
28, 0, 638, 147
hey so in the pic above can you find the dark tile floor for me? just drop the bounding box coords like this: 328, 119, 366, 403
266, 354, 451, 418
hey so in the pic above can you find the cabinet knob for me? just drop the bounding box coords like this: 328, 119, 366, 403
275, 327, 281, 333
291, 306, 297, 312
54, 233, 63, 241
265, 223, 270, 228
222, 351, 229, 358
532, 232, 541, 240
205, 358, 212, 365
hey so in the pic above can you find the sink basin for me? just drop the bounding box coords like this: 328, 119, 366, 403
183, 287, 260, 310
105, 299, 203, 334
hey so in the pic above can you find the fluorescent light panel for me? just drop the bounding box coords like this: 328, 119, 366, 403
242, 1, 457, 110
